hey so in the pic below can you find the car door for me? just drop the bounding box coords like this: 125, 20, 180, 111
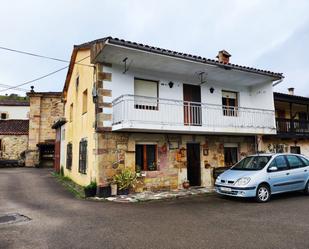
267, 155, 292, 194
285, 155, 307, 191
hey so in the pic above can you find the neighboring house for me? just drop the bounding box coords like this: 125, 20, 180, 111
0, 119, 29, 162
25, 91, 64, 167
0, 97, 29, 120
262, 88, 309, 155
62, 37, 283, 191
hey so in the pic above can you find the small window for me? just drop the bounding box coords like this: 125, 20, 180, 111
135, 144, 157, 171
70, 103, 73, 122
134, 78, 158, 110
290, 146, 301, 154
76, 76, 79, 90
82, 89, 88, 114
300, 157, 309, 166
222, 90, 238, 116
224, 147, 238, 167
286, 155, 304, 169
1, 113, 7, 120
273, 156, 288, 171
66, 143, 72, 170
79, 139, 87, 174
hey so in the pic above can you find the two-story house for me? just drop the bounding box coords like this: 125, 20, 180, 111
62, 37, 283, 191
262, 88, 309, 155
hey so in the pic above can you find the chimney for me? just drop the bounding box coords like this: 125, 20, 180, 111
288, 87, 294, 95
216, 50, 231, 64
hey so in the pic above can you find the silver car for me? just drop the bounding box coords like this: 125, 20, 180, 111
215, 153, 309, 202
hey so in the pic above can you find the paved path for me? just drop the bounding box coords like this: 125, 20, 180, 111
1, 168, 309, 249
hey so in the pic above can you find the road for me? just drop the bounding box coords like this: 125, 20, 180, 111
0, 168, 309, 249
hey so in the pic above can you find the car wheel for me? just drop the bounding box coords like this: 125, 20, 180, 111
304, 181, 309, 195
256, 184, 271, 203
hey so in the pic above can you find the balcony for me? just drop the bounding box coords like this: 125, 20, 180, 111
112, 95, 276, 135
276, 118, 309, 137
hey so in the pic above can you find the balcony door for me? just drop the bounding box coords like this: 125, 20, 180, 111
183, 84, 201, 126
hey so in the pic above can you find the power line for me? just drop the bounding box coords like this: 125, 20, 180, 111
0, 55, 90, 92
0, 46, 93, 67
0, 84, 28, 92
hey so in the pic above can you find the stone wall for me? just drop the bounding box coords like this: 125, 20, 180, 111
26, 93, 64, 166
96, 132, 255, 192
0, 135, 28, 160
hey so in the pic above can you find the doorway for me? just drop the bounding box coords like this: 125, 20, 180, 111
183, 84, 201, 126
186, 143, 201, 186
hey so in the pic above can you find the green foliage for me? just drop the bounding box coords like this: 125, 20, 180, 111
84, 181, 97, 190
113, 168, 138, 190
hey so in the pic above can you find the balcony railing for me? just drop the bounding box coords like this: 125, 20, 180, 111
112, 95, 276, 134
276, 118, 309, 135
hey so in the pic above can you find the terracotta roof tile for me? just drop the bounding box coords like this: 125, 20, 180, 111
0, 120, 29, 135
0, 99, 29, 106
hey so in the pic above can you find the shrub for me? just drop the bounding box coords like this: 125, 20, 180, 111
113, 168, 137, 190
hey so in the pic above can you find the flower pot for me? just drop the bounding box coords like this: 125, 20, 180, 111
97, 185, 111, 198
182, 181, 190, 189
84, 187, 96, 197
117, 188, 129, 195
110, 184, 117, 196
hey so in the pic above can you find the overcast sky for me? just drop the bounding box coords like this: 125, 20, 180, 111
0, 0, 308, 96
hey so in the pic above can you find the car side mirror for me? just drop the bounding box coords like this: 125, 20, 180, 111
268, 166, 278, 172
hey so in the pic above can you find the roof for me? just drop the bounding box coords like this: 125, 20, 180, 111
0, 120, 29, 135
52, 117, 66, 129
27, 91, 62, 97
274, 92, 309, 104
63, 36, 284, 95
0, 99, 29, 106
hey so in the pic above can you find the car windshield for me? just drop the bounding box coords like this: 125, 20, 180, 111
231, 156, 272, 171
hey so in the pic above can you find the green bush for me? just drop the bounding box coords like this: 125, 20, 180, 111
113, 168, 137, 190
84, 181, 97, 190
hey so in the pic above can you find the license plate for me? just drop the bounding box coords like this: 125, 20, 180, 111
220, 187, 232, 192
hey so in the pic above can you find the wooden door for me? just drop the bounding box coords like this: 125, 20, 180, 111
186, 143, 201, 186
183, 84, 201, 126
54, 129, 61, 172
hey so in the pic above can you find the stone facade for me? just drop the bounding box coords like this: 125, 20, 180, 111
26, 92, 64, 167
0, 135, 28, 160
96, 132, 255, 192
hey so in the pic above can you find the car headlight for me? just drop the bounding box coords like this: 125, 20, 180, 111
215, 176, 221, 183
234, 177, 251, 186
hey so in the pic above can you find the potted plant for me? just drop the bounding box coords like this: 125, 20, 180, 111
148, 162, 157, 171
113, 168, 137, 195
136, 164, 142, 177
182, 179, 190, 189
84, 181, 97, 197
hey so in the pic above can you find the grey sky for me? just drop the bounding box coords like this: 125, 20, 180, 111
0, 0, 308, 96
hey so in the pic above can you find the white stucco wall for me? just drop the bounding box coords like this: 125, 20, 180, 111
105, 64, 274, 111
0, 106, 29, 119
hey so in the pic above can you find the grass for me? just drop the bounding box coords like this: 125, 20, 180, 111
52, 172, 85, 199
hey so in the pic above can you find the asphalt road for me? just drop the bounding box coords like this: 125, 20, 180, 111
0, 168, 309, 249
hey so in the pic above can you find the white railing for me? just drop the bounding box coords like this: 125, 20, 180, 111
112, 95, 276, 133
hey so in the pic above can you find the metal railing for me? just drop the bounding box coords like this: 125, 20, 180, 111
276, 118, 309, 134
112, 95, 276, 130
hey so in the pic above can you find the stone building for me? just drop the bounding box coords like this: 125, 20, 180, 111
25, 91, 64, 167
0, 119, 29, 162
0, 95, 30, 120
61, 36, 283, 191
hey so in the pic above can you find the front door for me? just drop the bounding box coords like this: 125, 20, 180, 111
183, 84, 201, 126
186, 143, 201, 186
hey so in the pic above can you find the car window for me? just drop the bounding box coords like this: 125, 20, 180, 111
274, 156, 289, 171
231, 156, 271, 171
286, 155, 304, 169
300, 157, 309, 166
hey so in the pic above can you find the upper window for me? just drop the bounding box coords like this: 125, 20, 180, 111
286, 155, 304, 169
1, 113, 8, 120
70, 103, 73, 122
222, 90, 238, 116
76, 76, 79, 90
82, 89, 88, 114
134, 78, 158, 110
79, 139, 87, 174
135, 144, 158, 172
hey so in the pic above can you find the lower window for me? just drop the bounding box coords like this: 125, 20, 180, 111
135, 144, 158, 171
79, 139, 87, 174
224, 147, 238, 167
66, 143, 72, 170
290, 146, 301, 154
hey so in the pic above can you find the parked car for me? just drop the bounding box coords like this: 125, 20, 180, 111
215, 153, 309, 202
